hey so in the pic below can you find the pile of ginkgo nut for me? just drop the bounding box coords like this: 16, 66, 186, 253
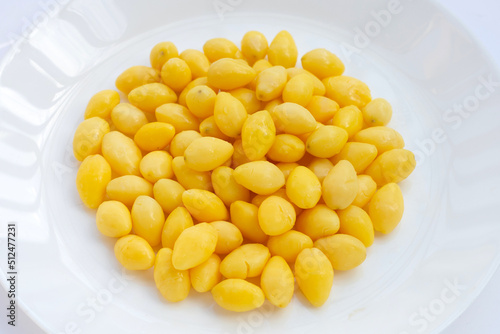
73, 30, 416, 312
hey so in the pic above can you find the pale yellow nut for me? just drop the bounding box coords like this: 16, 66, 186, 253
282, 73, 314, 107
220, 243, 270, 279
110, 103, 148, 136
114, 234, 155, 270
301, 48, 345, 79
139, 151, 173, 183
295, 204, 340, 241
185, 85, 216, 119
106, 175, 153, 207
211, 166, 250, 206
253, 59, 273, 73
352, 126, 405, 154
76, 155, 112, 209
153, 179, 185, 215
307, 158, 333, 183
180, 49, 210, 79
150, 41, 179, 70
184, 137, 234, 172
314, 234, 366, 271
178, 77, 213, 107
267, 230, 313, 263
172, 222, 218, 270
268, 30, 298, 68
155, 103, 200, 132
323, 75, 371, 108
241, 31, 268, 65
322, 160, 358, 210
131, 195, 165, 247
251, 188, 302, 217
154, 248, 190, 302
172, 156, 213, 191
169, 130, 202, 157
209, 221, 243, 255
84, 90, 120, 119
228, 88, 263, 115
199, 116, 231, 141
233, 161, 285, 195
286, 166, 321, 209
115, 65, 160, 94
362, 97, 393, 126
128, 83, 177, 113
229, 201, 268, 244
337, 205, 374, 247
214, 92, 248, 138
241, 110, 276, 161
267, 134, 305, 163
364, 148, 416, 186
190, 253, 221, 293
73, 117, 110, 161
161, 206, 193, 249
96, 201, 132, 238
207, 58, 256, 90
161, 58, 192, 93
181, 189, 228, 222
258, 196, 296, 236
368, 183, 404, 234
332, 105, 364, 138
295, 247, 334, 307
270, 102, 317, 135
134, 122, 176, 152
352, 174, 377, 208
102, 131, 142, 176
306, 125, 348, 158
306, 96, 339, 123
276, 162, 299, 181
286, 67, 326, 96
255, 66, 287, 102
260, 256, 294, 308
330, 142, 378, 174
211, 279, 265, 312
203, 38, 240, 62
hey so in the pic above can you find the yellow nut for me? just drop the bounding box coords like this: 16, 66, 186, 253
211, 279, 265, 312
362, 97, 392, 126
241, 110, 276, 161
352, 174, 377, 208
209, 221, 243, 255
323, 75, 371, 108
306, 125, 348, 158
282, 73, 314, 106
368, 183, 404, 234
161, 206, 193, 249
76, 155, 112, 209
96, 201, 132, 238
276, 162, 299, 181
364, 148, 416, 186
314, 234, 367, 271
306, 158, 333, 183
286, 166, 322, 209
255, 66, 287, 101
332, 105, 364, 138
115, 65, 160, 94
211, 166, 250, 206
199, 116, 231, 141
267, 134, 305, 163
203, 38, 240, 62
228, 88, 262, 115
295, 204, 340, 241
128, 83, 177, 113
322, 160, 358, 210
102, 131, 142, 176
172, 156, 213, 191
172, 222, 218, 270
258, 196, 296, 236
150, 41, 179, 70
241, 31, 268, 65
161, 58, 192, 93
286, 67, 326, 96
131, 195, 165, 247
220, 244, 270, 279
260, 256, 294, 308
268, 30, 298, 68
181, 189, 229, 222
114, 235, 155, 270
178, 77, 213, 107
207, 58, 256, 90
306, 96, 339, 123
301, 48, 345, 79
84, 90, 120, 119
337, 205, 374, 247
267, 230, 313, 263
190, 253, 221, 293
214, 92, 248, 138
110, 103, 148, 136
185, 85, 216, 119
134, 122, 176, 152
169, 130, 202, 157
106, 175, 153, 207
352, 126, 405, 154
233, 161, 285, 195
154, 248, 190, 302
73, 117, 110, 161
180, 49, 210, 79
229, 201, 268, 244
184, 137, 234, 172
330, 142, 378, 174
295, 247, 334, 307
153, 179, 185, 215
155, 103, 200, 132
270, 102, 317, 135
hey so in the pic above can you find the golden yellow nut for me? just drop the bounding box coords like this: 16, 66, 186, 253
150, 41, 179, 70
115, 65, 160, 95
323, 75, 371, 108
295, 247, 334, 307
139, 151, 173, 183
155, 103, 200, 132
84, 90, 120, 119
332, 105, 364, 138
102, 131, 142, 176
114, 234, 155, 270
352, 126, 405, 154
96, 201, 132, 238
267, 134, 305, 163
73, 117, 110, 161
161, 206, 193, 249
255, 65, 287, 102
306, 96, 339, 123
233, 161, 285, 195
253, 59, 273, 73
211, 279, 265, 312
286, 67, 326, 96
241, 110, 276, 161
106, 175, 153, 207
169, 130, 202, 157
276, 162, 299, 181
267, 230, 313, 263
365, 148, 416, 186
241, 31, 268, 65
337, 205, 374, 247
203, 38, 240, 62
172, 156, 213, 191
362, 97, 392, 126
301, 48, 345, 79
258, 196, 296, 236
220, 243, 270, 279
270, 102, 317, 135
282, 73, 314, 107
131, 195, 165, 247
251, 188, 302, 217
263, 97, 283, 113
182, 189, 228, 222
306, 125, 348, 159
180, 49, 210, 79
229, 88, 262, 115
153, 179, 185, 215
209, 221, 243, 255
161, 58, 192, 93
110, 103, 148, 136
128, 83, 177, 113
260, 256, 294, 308
229, 201, 268, 244
295, 204, 340, 241
172, 222, 218, 270
369, 183, 404, 234
154, 248, 190, 302
190, 253, 221, 293
314, 234, 366, 271
330, 142, 378, 174
307, 158, 333, 183
211, 166, 250, 206
352, 174, 377, 208
76, 154, 112, 209
268, 30, 298, 68
178, 77, 212, 107
286, 166, 322, 209
184, 137, 234, 172
207, 58, 256, 90
134, 122, 175, 152
185, 85, 216, 119
214, 92, 248, 138
322, 160, 358, 210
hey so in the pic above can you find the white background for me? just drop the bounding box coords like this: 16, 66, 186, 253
0, 0, 499, 333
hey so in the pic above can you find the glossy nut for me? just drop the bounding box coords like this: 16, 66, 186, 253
154, 248, 190, 302
114, 235, 155, 270
76, 155, 112, 209
172, 223, 218, 270
295, 248, 334, 307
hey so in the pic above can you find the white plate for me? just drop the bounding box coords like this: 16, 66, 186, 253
1, 0, 500, 333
